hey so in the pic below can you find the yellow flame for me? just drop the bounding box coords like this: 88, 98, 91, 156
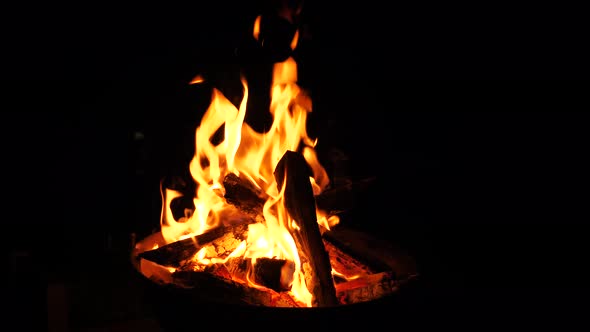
160, 182, 191, 243
331, 268, 361, 281
159, 25, 339, 305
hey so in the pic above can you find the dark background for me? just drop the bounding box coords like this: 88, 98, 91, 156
2, 1, 589, 331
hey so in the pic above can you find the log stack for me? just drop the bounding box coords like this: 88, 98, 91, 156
134, 150, 418, 307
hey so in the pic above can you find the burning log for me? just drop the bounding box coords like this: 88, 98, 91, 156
182, 257, 295, 292
138, 223, 249, 267
223, 172, 268, 218
134, 227, 411, 307
323, 240, 375, 282
224, 171, 376, 216
274, 150, 339, 307
251, 257, 295, 292
335, 272, 399, 305
314, 176, 376, 214
171, 270, 301, 307
129, 8, 421, 310
323, 226, 417, 281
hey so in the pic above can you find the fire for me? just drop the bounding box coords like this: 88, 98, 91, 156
158, 17, 339, 307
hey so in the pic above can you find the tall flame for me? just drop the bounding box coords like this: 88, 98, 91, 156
159, 19, 338, 307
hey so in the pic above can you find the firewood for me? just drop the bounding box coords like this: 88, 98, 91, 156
323, 225, 417, 281
138, 223, 249, 267
274, 150, 339, 307
171, 270, 301, 307
182, 257, 295, 292
223, 171, 375, 219
314, 176, 377, 214
322, 240, 375, 283
223, 172, 268, 217
335, 271, 398, 305
253, 257, 295, 292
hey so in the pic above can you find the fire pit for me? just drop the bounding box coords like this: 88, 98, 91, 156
130, 10, 420, 329
131, 225, 419, 329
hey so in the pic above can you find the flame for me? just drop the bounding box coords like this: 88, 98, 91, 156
189, 74, 205, 85
331, 268, 361, 281
253, 15, 262, 41
290, 29, 299, 51
159, 17, 339, 307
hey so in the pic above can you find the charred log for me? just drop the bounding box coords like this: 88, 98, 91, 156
171, 270, 301, 307
323, 225, 417, 281
138, 223, 249, 267
182, 257, 294, 292
223, 172, 268, 217
335, 272, 398, 305
314, 176, 376, 214
274, 150, 339, 307
323, 240, 375, 283
253, 257, 294, 292
223, 171, 374, 217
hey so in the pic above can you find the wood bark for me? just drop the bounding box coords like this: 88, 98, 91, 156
171, 270, 301, 307
223, 172, 375, 216
134, 153, 418, 307
223, 172, 268, 218
181, 257, 294, 292
322, 239, 375, 283
134, 225, 414, 306
138, 223, 249, 267
323, 225, 417, 280
252, 257, 294, 292
335, 271, 398, 305
314, 176, 376, 214
274, 150, 339, 307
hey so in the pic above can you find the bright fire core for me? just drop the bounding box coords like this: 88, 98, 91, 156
158, 18, 339, 307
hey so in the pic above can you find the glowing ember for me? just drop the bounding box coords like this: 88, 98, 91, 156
157, 16, 339, 307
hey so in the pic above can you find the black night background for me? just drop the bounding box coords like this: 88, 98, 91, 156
2, 1, 589, 331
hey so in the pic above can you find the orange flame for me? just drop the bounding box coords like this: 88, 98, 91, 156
159, 17, 339, 307
253, 15, 262, 41
189, 74, 205, 85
